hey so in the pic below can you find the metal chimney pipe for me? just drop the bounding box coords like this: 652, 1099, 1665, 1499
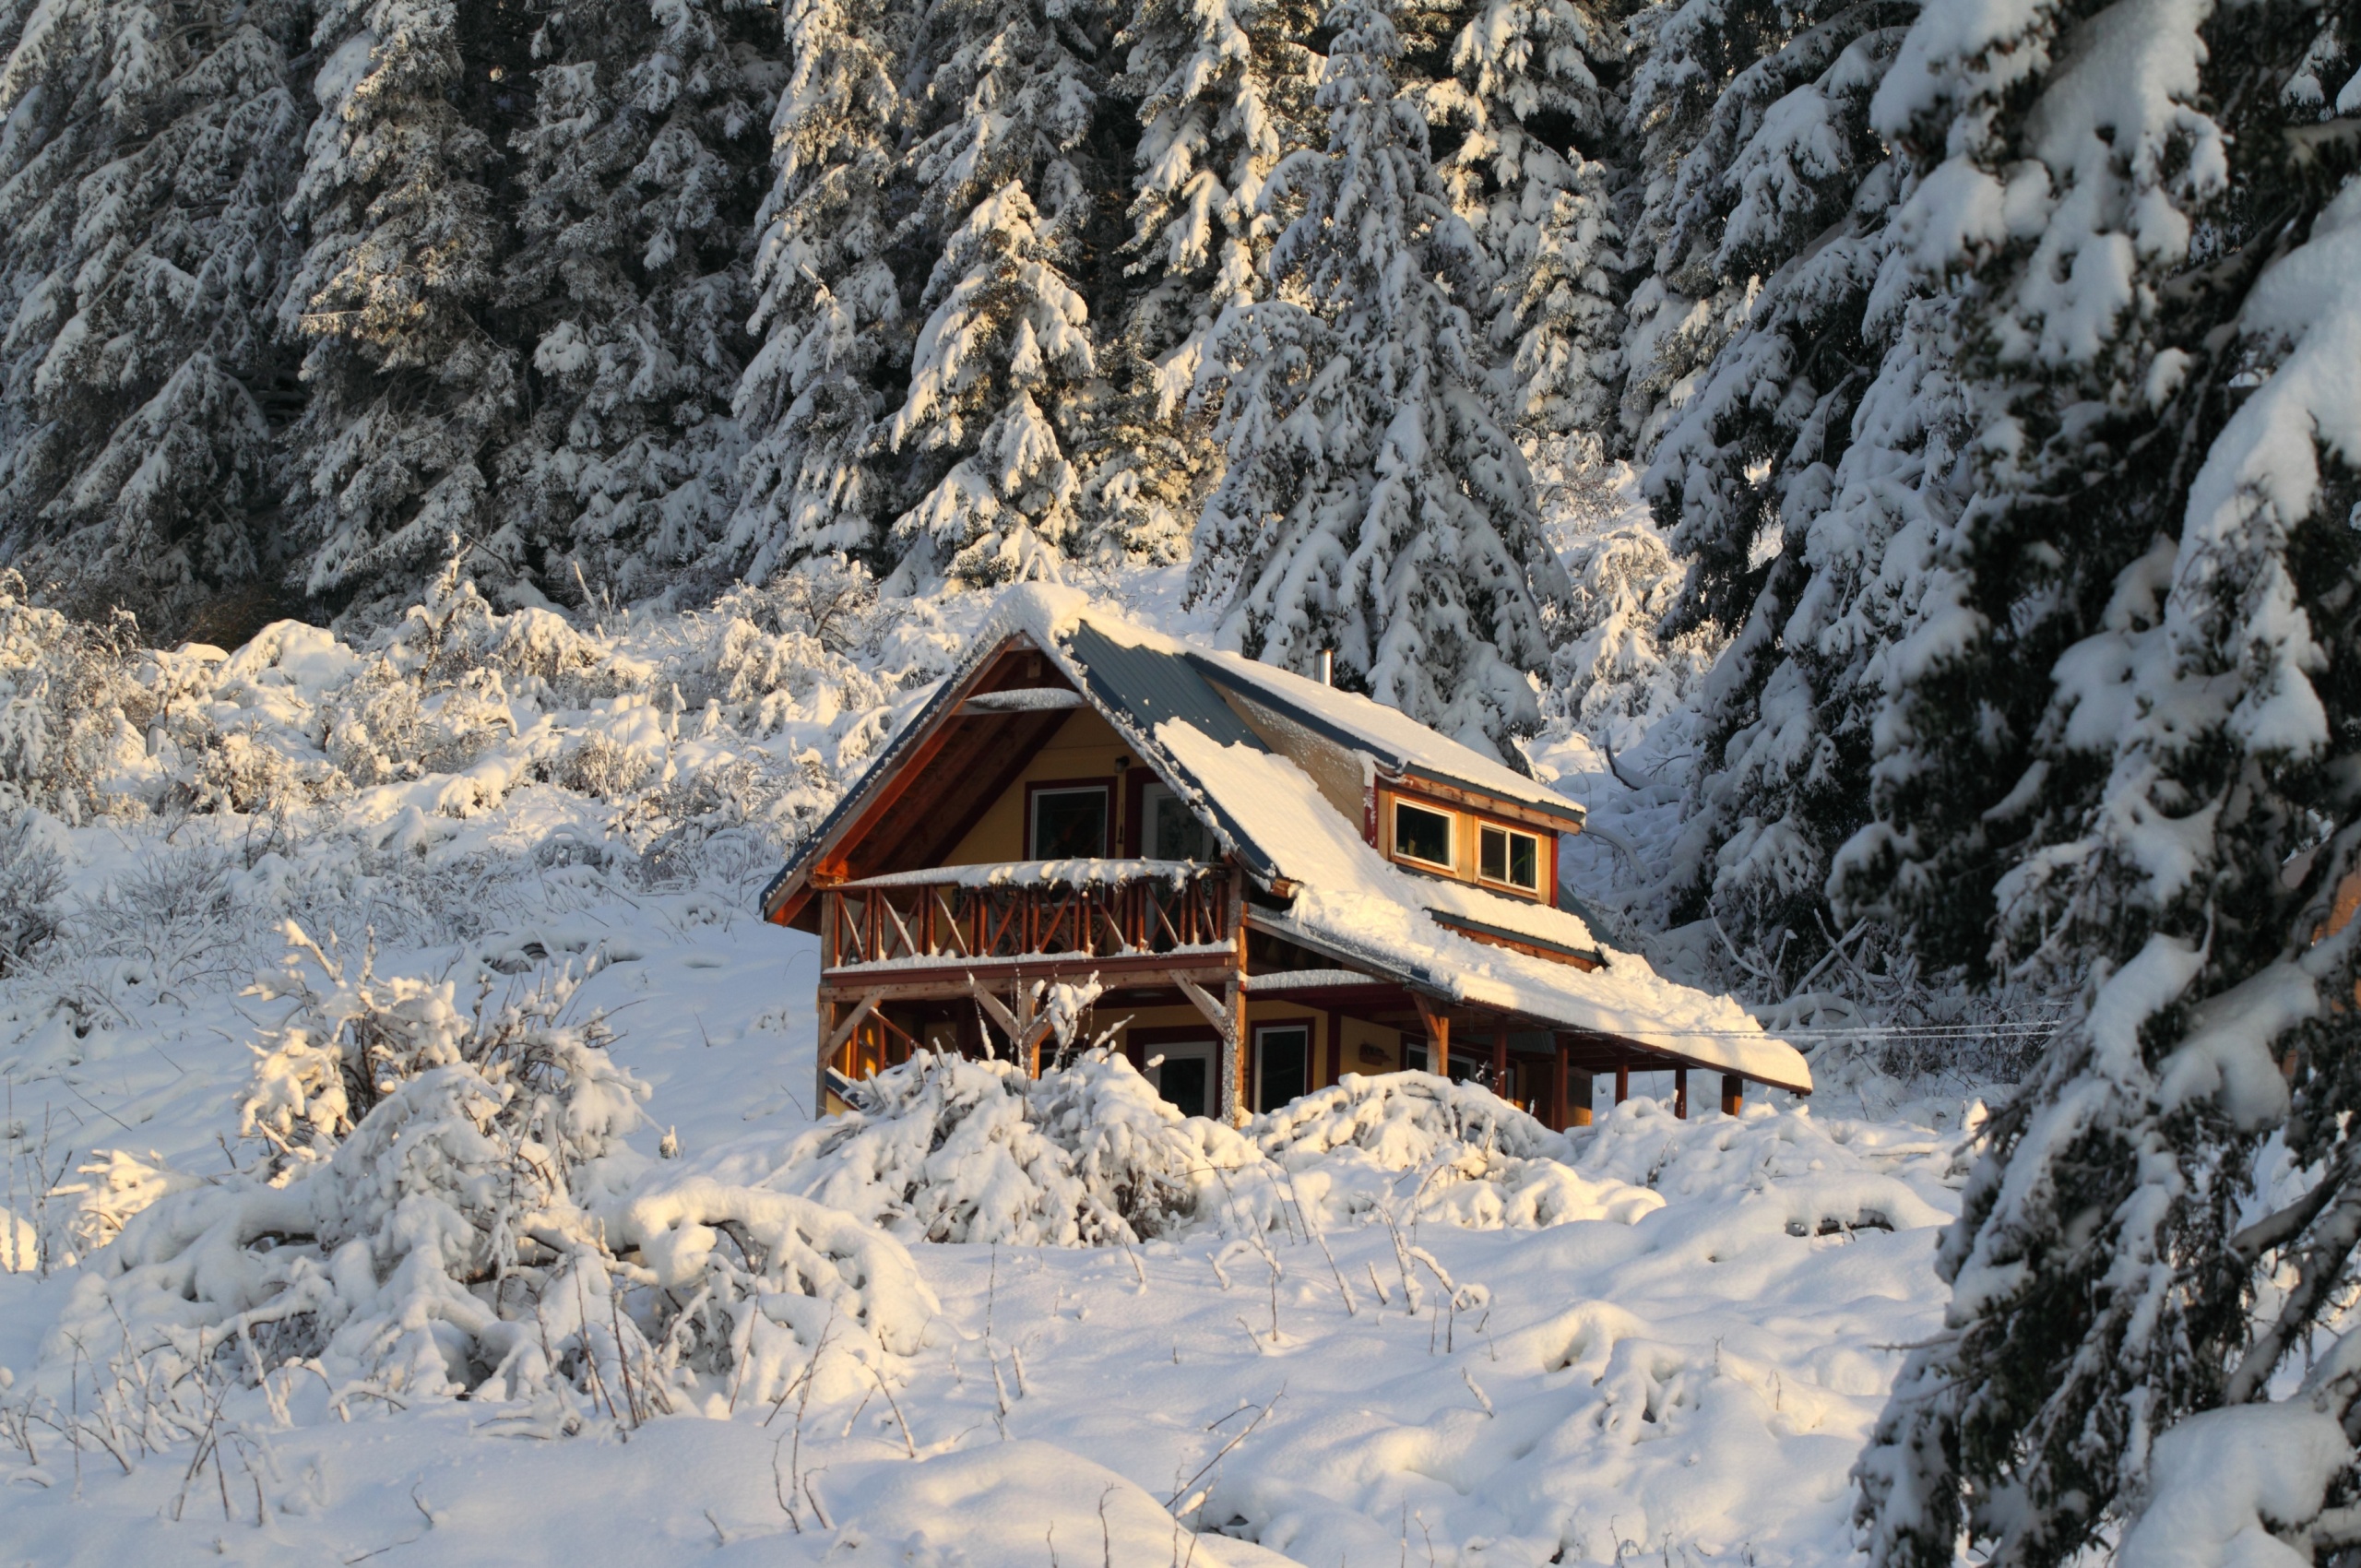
1318, 649, 1334, 686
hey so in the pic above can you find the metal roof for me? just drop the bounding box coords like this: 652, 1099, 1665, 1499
1060, 621, 1287, 885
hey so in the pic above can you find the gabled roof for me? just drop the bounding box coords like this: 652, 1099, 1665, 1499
760, 587, 1810, 1094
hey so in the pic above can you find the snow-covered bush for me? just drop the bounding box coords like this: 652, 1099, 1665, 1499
1257, 1072, 1665, 1229
5, 930, 936, 1449
759, 1049, 1225, 1245
0, 809, 63, 972
0, 577, 152, 823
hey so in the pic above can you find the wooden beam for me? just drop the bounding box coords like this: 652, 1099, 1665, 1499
1491, 1028, 1510, 1101
1173, 972, 1233, 1039
823, 951, 1237, 993
1412, 993, 1450, 1075
824, 990, 885, 1058
1615, 1064, 1630, 1105
1548, 1038, 1570, 1130
1674, 1067, 1689, 1120
1226, 870, 1249, 1125
1721, 1074, 1744, 1118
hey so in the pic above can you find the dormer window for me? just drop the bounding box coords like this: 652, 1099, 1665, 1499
1392, 801, 1453, 869
1479, 823, 1540, 892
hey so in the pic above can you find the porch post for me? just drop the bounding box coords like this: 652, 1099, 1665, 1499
1414, 995, 1450, 1077
1548, 1038, 1570, 1129
1721, 1073, 1745, 1117
816, 894, 838, 1115
1491, 1028, 1510, 1102
1674, 1067, 1689, 1119
1225, 868, 1249, 1126
1614, 1063, 1630, 1105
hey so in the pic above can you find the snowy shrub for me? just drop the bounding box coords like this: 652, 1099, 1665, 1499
760, 1049, 1222, 1245
0, 927, 940, 1451
0, 578, 152, 823
1256, 1073, 1665, 1229
0, 809, 64, 972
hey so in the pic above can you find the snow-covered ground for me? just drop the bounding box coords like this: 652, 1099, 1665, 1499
0, 546, 1974, 1566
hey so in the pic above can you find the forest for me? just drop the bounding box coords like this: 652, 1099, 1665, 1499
0, 0, 2358, 1561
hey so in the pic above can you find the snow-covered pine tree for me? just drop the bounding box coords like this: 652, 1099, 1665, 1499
723, 0, 914, 580
1095, 0, 1322, 562
876, 0, 1121, 586
1418, 0, 1630, 455
279, 0, 532, 624
1193, 0, 1558, 752
1825, 0, 2256, 972
1856, 2, 2361, 1562
1618, 0, 1909, 455
498, 0, 774, 604
1630, 0, 1926, 957
0, 0, 308, 637
495, 0, 777, 607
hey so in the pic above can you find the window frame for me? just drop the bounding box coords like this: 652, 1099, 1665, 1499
1477, 822, 1543, 893
1253, 1021, 1313, 1113
1390, 799, 1456, 871
1026, 778, 1113, 861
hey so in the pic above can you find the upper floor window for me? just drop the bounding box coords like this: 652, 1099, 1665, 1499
1141, 779, 1218, 861
1393, 801, 1453, 868
1479, 823, 1540, 892
1031, 785, 1108, 859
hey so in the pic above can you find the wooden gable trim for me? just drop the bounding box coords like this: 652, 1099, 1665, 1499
767, 632, 1062, 927
1390, 771, 1581, 834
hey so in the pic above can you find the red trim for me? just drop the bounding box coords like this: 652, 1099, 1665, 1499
1122, 766, 1154, 858
1024, 777, 1115, 859
1252, 1019, 1314, 1112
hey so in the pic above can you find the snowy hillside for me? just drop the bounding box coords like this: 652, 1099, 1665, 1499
0, 544, 1977, 1566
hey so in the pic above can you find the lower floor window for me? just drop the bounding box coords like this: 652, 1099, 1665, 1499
1256, 1024, 1310, 1112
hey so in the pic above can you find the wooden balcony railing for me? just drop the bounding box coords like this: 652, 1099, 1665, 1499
822, 861, 1233, 970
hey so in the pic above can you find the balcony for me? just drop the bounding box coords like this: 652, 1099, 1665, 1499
820, 860, 1238, 980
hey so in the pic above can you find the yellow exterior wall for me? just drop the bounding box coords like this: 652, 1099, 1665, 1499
1338, 1013, 1406, 1075
944, 709, 1145, 864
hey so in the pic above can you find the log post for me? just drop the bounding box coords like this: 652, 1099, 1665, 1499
1614, 1063, 1630, 1105
1548, 1038, 1569, 1130
816, 896, 839, 1115
1674, 1067, 1689, 1119
1721, 1074, 1744, 1117
1413, 995, 1450, 1078
1491, 1028, 1510, 1103
1569, 1073, 1594, 1128
1225, 869, 1249, 1125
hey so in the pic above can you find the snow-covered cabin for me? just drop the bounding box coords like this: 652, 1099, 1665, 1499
762, 588, 1810, 1123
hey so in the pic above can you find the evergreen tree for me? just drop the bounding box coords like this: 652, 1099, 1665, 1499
1193, 0, 1558, 753
877, 0, 1122, 586
495, 0, 774, 607
279, 0, 532, 623
1618, 0, 1906, 454
1640, 0, 1929, 956
723, 0, 912, 580
1855, 1, 2361, 1562
1097, 0, 1322, 563
0, 0, 308, 636
1422, 0, 1630, 453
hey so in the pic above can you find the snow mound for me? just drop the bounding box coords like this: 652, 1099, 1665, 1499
742, 1049, 1238, 1245
1255, 1072, 1666, 1229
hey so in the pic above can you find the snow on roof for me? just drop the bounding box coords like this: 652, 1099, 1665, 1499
1182, 648, 1584, 824
1152, 720, 1810, 1092
985, 583, 1583, 823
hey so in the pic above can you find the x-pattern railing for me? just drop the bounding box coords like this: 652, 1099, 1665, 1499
826, 866, 1229, 968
